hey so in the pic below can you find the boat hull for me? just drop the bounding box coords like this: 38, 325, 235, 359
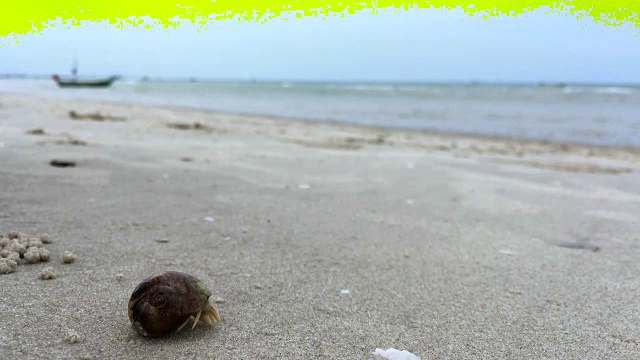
53, 76, 117, 88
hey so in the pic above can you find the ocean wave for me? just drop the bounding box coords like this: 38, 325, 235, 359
323, 84, 397, 92
594, 87, 636, 94
563, 86, 637, 95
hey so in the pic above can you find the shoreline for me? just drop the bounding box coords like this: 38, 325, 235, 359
3, 76, 640, 88
3, 91, 640, 157
2, 77, 640, 150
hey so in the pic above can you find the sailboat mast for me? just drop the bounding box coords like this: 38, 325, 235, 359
71, 51, 78, 77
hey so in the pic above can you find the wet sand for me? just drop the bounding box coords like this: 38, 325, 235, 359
1, 93, 640, 359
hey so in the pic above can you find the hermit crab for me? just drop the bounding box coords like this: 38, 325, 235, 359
128, 271, 221, 337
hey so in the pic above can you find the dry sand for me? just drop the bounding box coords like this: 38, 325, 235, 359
1, 93, 640, 359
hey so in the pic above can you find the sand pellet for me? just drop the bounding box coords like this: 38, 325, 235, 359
0, 258, 18, 274
40, 234, 52, 244
7, 240, 26, 255
62, 251, 76, 264
40, 267, 56, 280
27, 238, 43, 248
4, 251, 20, 262
39, 248, 50, 261
24, 249, 41, 264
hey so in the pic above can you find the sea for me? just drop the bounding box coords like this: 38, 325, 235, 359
1, 79, 639, 148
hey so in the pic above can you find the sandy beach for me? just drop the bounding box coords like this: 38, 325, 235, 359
1, 92, 640, 359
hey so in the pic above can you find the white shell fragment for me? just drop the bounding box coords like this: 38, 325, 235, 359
374, 348, 421, 360
62, 251, 76, 264
499, 248, 517, 256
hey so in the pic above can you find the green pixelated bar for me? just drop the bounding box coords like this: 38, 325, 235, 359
1, 0, 638, 41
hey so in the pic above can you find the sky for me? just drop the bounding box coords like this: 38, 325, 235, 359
0, 8, 639, 83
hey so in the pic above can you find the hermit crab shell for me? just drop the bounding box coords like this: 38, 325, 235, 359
128, 271, 221, 337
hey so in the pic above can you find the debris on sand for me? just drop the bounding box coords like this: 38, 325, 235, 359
50, 160, 77, 168
27, 128, 46, 135
115, 273, 125, 281
166, 122, 213, 132
55, 137, 89, 146
69, 110, 126, 122
557, 241, 601, 252
373, 348, 421, 360
40, 267, 56, 280
64, 329, 80, 344
62, 251, 77, 264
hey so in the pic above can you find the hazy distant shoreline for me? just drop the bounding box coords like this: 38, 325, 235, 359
2, 78, 639, 149
3, 74, 640, 88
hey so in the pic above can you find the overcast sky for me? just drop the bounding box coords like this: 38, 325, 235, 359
1, 8, 638, 83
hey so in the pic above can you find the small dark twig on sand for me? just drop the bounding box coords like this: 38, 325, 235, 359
166, 122, 213, 131
49, 160, 77, 168
69, 110, 126, 122
27, 128, 46, 135
557, 241, 601, 252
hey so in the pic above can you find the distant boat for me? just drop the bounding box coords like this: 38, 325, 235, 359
51, 74, 118, 88
52, 52, 118, 88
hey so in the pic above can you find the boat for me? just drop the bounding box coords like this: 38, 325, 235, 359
52, 74, 118, 88
52, 53, 118, 88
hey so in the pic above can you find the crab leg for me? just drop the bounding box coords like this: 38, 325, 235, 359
191, 308, 202, 330
175, 317, 190, 333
